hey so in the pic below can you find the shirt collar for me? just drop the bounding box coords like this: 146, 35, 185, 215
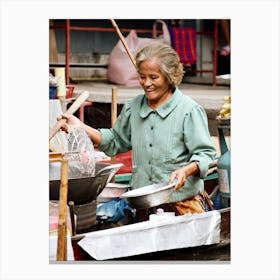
140, 87, 180, 119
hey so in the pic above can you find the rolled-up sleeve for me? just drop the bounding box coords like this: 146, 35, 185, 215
184, 104, 217, 178
98, 99, 133, 156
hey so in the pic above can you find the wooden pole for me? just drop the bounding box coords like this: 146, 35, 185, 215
111, 87, 117, 166
110, 19, 137, 69
111, 87, 117, 127
56, 159, 68, 261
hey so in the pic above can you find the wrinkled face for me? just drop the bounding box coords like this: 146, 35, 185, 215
138, 58, 171, 108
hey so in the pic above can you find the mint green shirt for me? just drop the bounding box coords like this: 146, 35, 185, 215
99, 87, 216, 202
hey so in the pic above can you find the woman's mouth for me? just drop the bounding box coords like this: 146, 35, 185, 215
145, 88, 155, 94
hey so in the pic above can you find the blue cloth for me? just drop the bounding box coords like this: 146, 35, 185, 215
96, 198, 133, 222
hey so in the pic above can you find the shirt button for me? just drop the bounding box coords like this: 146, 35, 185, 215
148, 160, 151, 165
151, 126, 154, 130
149, 143, 152, 147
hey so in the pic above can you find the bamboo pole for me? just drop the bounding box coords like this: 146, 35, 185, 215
56, 159, 68, 261
110, 19, 137, 69
111, 87, 117, 127
111, 87, 117, 166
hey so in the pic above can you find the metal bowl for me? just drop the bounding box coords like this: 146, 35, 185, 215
120, 181, 175, 209
49, 162, 123, 205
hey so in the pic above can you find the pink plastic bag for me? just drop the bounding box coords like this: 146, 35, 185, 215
107, 20, 171, 87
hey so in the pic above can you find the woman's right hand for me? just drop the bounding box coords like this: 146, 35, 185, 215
57, 113, 83, 133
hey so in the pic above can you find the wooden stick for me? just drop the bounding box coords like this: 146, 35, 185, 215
111, 87, 117, 127
56, 159, 68, 261
110, 19, 136, 68
111, 87, 117, 166
49, 91, 89, 140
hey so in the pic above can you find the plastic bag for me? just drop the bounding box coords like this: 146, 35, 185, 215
107, 20, 171, 87
96, 198, 134, 222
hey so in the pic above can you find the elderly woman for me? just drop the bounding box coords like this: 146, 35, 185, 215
59, 43, 217, 219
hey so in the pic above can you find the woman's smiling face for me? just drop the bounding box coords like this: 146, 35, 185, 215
138, 58, 172, 109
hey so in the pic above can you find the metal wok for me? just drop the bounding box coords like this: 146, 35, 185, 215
49, 162, 123, 205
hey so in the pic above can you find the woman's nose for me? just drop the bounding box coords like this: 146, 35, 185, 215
144, 78, 152, 86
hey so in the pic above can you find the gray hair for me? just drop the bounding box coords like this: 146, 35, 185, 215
135, 43, 185, 87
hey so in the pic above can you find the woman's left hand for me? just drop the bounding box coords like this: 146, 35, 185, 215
169, 162, 199, 190
169, 167, 188, 190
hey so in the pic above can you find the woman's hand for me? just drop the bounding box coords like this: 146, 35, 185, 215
57, 113, 83, 133
169, 162, 200, 190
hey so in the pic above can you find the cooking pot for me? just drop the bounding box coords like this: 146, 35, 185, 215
49, 162, 123, 205
120, 181, 176, 209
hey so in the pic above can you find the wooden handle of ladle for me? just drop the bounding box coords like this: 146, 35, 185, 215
49, 91, 89, 140
110, 19, 136, 68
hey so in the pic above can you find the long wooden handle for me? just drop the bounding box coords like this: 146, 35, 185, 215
111, 87, 117, 127
49, 91, 89, 140
111, 87, 117, 166
110, 19, 136, 68
56, 159, 68, 261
